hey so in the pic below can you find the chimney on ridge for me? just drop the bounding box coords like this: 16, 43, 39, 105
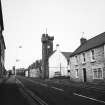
80, 37, 87, 45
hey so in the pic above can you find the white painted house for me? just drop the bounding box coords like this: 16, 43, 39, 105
25, 69, 29, 77
29, 68, 40, 78
49, 44, 72, 78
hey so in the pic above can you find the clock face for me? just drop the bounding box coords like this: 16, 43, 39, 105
47, 45, 50, 48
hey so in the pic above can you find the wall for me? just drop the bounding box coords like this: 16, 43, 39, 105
29, 68, 40, 78
49, 51, 68, 78
70, 45, 105, 82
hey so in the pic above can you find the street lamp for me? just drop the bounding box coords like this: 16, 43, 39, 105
15, 59, 20, 76
15, 45, 22, 76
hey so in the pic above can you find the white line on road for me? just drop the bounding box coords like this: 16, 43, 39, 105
51, 87, 64, 92
26, 79, 48, 87
39, 83, 48, 87
16, 78, 48, 105
27, 89, 48, 105
73, 93, 105, 104
15, 78, 25, 87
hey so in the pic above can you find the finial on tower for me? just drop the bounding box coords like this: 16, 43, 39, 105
82, 32, 84, 38
46, 28, 47, 34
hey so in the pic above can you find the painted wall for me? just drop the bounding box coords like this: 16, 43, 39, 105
29, 68, 40, 78
49, 51, 69, 78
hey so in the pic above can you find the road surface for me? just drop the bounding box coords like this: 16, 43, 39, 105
0, 76, 105, 105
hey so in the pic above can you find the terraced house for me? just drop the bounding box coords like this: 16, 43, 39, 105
0, 0, 6, 77
70, 32, 105, 82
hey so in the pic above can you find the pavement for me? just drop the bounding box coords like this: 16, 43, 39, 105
0, 78, 3, 83
0, 77, 6, 84
0, 76, 38, 105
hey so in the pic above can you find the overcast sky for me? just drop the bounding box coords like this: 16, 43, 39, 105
1, 0, 105, 70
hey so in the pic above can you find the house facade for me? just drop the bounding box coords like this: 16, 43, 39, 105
29, 68, 40, 78
25, 69, 29, 77
70, 32, 105, 82
27, 60, 42, 78
0, 0, 6, 78
49, 44, 72, 78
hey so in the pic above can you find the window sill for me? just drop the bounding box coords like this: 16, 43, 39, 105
90, 60, 96, 63
75, 64, 78, 66
75, 77, 79, 78
93, 78, 103, 80
82, 62, 86, 65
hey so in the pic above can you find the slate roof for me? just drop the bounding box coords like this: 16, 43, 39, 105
70, 32, 105, 57
49, 50, 72, 60
0, 0, 4, 30
61, 52, 72, 60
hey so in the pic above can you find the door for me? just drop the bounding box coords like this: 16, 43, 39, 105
83, 68, 87, 82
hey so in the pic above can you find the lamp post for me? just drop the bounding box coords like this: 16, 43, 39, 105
15, 45, 22, 76
15, 59, 20, 76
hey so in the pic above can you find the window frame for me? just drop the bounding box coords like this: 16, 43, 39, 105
75, 69, 79, 78
81, 52, 86, 64
75, 55, 78, 65
93, 68, 103, 79
91, 49, 95, 62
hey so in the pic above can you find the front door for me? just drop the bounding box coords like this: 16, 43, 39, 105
83, 68, 87, 82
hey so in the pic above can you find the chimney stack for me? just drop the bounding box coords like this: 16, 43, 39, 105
56, 44, 60, 52
80, 37, 87, 45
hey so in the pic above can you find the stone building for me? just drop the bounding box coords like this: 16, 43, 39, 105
41, 33, 54, 79
70, 32, 105, 82
0, 0, 6, 78
27, 60, 42, 78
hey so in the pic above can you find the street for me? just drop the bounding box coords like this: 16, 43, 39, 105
0, 76, 104, 105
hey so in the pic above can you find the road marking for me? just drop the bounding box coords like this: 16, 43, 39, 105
16, 79, 25, 87
16, 78, 48, 105
27, 79, 48, 87
73, 93, 105, 104
27, 89, 48, 105
51, 87, 64, 92
39, 83, 48, 87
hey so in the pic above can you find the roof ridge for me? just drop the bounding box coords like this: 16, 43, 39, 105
70, 32, 105, 57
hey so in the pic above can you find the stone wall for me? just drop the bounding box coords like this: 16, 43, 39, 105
70, 45, 105, 82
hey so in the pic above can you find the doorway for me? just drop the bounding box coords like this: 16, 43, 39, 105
83, 68, 87, 82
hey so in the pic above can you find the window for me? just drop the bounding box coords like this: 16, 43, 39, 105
75, 69, 79, 78
82, 53, 86, 64
91, 50, 95, 61
75, 56, 78, 65
93, 68, 103, 79
83, 53, 86, 62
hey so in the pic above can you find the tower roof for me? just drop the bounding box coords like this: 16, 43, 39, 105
0, 0, 4, 31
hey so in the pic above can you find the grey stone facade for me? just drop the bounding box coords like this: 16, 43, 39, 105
70, 33, 105, 82
70, 45, 105, 82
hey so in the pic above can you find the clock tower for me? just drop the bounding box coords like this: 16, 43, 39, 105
41, 33, 54, 79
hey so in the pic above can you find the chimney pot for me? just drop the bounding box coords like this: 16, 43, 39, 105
80, 37, 87, 45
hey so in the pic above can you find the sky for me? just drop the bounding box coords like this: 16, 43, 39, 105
1, 0, 105, 70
